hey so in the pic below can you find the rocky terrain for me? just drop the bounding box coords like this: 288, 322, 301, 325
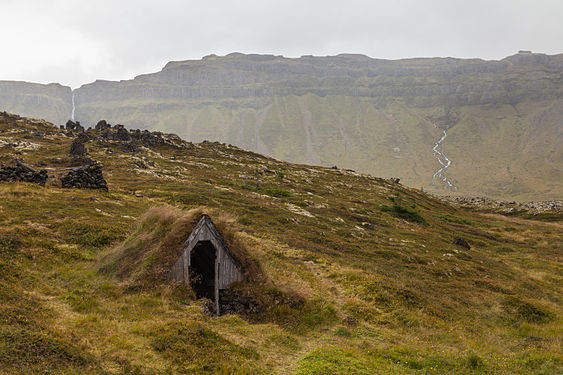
0, 113, 561, 374
1, 52, 562, 200
440, 195, 562, 212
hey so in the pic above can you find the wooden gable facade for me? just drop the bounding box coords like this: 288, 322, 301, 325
171, 214, 244, 314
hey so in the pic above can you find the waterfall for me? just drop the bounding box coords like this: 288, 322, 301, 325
71, 92, 76, 122
431, 124, 456, 190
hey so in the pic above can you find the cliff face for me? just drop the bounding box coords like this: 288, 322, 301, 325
1, 53, 562, 199
0, 81, 71, 124
75, 52, 563, 105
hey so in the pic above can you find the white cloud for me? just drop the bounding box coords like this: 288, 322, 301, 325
0, 0, 561, 88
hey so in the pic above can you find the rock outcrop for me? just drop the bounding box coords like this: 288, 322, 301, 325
440, 196, 563, 212
65, 120, 84, 132
452, 237, 471, 250
69, 137, 88, 157
95, 120, 111, 131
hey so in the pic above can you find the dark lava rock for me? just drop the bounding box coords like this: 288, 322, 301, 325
60, 164, 108, 191
133, 160, 147, 169
218, 289, 263, 316
452, 237, 471, 250
0, 160, 47, 186
361, 222, 375, 230
69, 138, 87, 157
121, 139, 139, 153
65, 120, 84, 132
139, 130, 164, 147
114, 127, 132, 142
95, 120, 111, 131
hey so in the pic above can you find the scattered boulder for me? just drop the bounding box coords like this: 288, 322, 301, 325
0, 160, 48, 186
95, 120, 111, 131
121, 139, 140, 153
218, 289, 262, 316
114, 126, 131, 142
360, 222, 375, 230
133, 160, 147, 169
65, 120, 84, 132
69, 137, 87, 157
60, 164, 108, 191
390, 177, 401, 184
452, 237, 471, 250
138, 130, 164, 147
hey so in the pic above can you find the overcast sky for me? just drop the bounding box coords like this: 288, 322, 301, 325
1, 0, 562, 88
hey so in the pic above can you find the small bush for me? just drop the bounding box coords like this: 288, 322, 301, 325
380, 203, 426, 224
334, 327, 353, 338
436, 214, 474, 225
503, 297, 555, 324
464, 353, 485, 370
0, 232, 21, 256
257, 186, 291, 198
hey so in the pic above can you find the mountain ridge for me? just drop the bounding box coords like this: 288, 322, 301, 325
1, 51, 562, 200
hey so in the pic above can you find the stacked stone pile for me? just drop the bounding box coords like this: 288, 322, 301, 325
0, 160, 47, 185
60, 164, 108, 191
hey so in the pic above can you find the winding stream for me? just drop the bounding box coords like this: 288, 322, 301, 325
432, 125, 456, 190
71, 92, 76, 122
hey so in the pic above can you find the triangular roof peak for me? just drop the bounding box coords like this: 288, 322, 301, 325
171, 213, 244, 315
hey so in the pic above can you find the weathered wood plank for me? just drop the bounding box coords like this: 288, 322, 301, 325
171, 215, 244, 311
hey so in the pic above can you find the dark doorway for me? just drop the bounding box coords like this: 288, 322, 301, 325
189, 241, 216, 300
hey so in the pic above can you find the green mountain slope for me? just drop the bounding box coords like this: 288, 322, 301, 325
0, 113, 561, 374
1, 52, 562, 200
0, 81, 71, 124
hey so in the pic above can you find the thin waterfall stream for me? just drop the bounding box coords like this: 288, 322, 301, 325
431, 124, 456, 190
71, 92, 76, 122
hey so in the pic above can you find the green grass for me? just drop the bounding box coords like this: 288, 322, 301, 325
0, 113, 561, 374
380, 202, 427, 225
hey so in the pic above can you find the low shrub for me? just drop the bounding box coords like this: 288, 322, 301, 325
380, 203, 426, 224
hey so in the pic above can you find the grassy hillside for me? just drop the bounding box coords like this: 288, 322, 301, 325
0, 113, 561, 374
72, 52, 562, 200
75, 94, 563, 201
